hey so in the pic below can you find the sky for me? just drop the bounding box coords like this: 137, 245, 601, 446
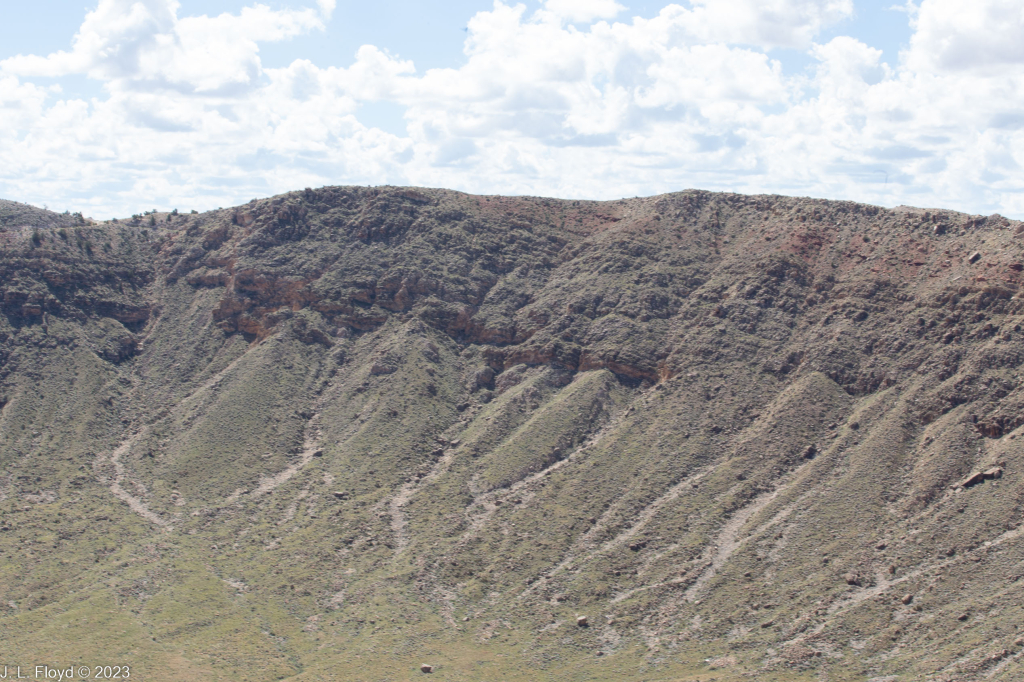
1, 0, 1022, 219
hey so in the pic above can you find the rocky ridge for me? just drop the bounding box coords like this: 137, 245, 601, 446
0, 188, 1023, 681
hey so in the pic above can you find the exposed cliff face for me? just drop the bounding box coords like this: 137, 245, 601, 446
1, 189, 1024, 681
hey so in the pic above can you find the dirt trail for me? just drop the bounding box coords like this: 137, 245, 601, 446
486, 402, 631, 536
510, 395, 676, 599
545, 465, 716, 591
231, 412, 323, 501
615, 500, 807, 607
97, 433, 170, 528
683, 461, 812, 603
224, 364, 354, 505
986, 645, 1024, 678
611, 573, 697, 604
387, 381, 634, 565
814, 521, 1024, 628
183, 348, 250, 404
596, 468, 714, 557
101, 342, 254, 517
0, 472, 12, 503
387, 447, 458, 555
460, 440, 582, 538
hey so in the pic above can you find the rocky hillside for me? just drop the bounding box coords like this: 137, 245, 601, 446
1, 188, 1023, 681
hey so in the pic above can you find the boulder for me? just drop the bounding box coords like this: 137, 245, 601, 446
370, 361, 395, 375
955, 467, 1003, 489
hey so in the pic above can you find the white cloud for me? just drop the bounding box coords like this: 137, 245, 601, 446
811, 36, 887, 99
905, 0, 1024, 72
654, 0, 854, 50
0, 0, 1023, 218
0, 0, 326, 92
316, 0, 336, 18
544, 0, 625, 24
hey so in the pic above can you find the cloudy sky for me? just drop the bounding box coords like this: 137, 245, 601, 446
1, 0, 1022, 218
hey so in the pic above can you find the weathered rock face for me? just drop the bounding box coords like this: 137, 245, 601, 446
1, 188, 1024, 681
0, 221, 153, 326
